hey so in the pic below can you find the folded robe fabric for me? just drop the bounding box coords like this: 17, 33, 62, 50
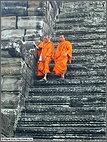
53, 40, 72, 75
37, 41, 54, 76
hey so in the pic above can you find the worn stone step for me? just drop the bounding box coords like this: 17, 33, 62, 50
52, 33, 106, 42
19, 114, 105, 122
16, 126, 106, 136
46, 69, 105, 80
34, 79, 105, 88
54, 30, 105, 37
22, 105, 106, 115
15, 125, 106, 140
53, 41, 106, 48
54, 22, 106, 30
49, 63, 106, 72
15, 131, 106, 140
25, 96, 105, 103
29, 86, 105, 96
53, 43, 106, 50
17, 121, 106, 127
58, 11, 105, 19
50, 55, 106, 64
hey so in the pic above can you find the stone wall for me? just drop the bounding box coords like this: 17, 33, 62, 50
1, 1, 60, 137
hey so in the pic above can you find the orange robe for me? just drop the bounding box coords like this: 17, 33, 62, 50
37, 41, 54, 76
53, 40, 72, 75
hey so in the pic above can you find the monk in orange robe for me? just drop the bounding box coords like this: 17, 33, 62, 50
34, 35, 54, 81
53, 35, 72, 79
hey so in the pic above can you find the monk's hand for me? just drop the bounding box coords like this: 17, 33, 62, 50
63, 52, 67, 57
55, 59, 57, 62
43, 56, 46, 62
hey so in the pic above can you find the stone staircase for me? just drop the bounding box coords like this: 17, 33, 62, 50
15, 1, 106, 141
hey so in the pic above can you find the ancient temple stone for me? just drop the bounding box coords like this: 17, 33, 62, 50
1, 1, 60, 138
1, 16, 16, 30
1, 1, 106, 141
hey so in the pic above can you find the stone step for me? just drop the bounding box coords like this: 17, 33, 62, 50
53, 43, 106, 49
69, 55, 105, 63
54, 22, 106, 29
19, 114, 105, 122
16, 126, 106, 135
29, 86, 105, 95
54, 29, 105, 36
57, 11, 105, 19
49, 63, 106, 71
34, 78, 105, 87
54, 24, 106, 32
24, 102, 105, 109
23, 105, 106, 114
25, 96, 105, 103
52, 48, 106, 57
15, 133, 106, 140
17, 121, 106, 127
51, 33, 106, 42
53, 40, 106, 48
37, 74, 104, 81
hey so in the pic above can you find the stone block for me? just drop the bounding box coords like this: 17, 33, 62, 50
1, 58, 22, 67
2, 76, 21, 91
28, 7, 45, 16
28, 1, 40, 8
1, 1, 27, 7
1, 67, 21, 76
2, 7, 27, 16
1, 16, 16, 30
24, 29, 43, 41
1, 29, 24, 40
18, 16, 44, 29
1, 110, 17, 137
1, 40, 23, 57
1, 94, 19, 109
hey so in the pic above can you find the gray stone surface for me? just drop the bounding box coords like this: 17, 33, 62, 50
1, 16, 16, 30
15, 1, 106, 141
1, 29, 24, 40
18, 16, 44, 29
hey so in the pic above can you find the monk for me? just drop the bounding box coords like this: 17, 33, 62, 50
53, 35, 72, 79
34, 35, 54, 81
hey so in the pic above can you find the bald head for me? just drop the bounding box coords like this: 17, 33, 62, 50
59, 35, 65, 42
44, 35, 49, 42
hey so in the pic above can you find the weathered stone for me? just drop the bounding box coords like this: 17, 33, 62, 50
1, 110, 17, 137
1, 16, 16, 30
28, 1, 40, 8
2, 7, 27, 17
28, 7, 45, 16
1, 1, 27, 7
1, 1, 60, 139
17, 16, 44, 29
1, 30, 24, 40
2, 76, 21, 91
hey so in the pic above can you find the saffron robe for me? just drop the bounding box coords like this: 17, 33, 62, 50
37, 41, 54, 76
53, 40, 72, 75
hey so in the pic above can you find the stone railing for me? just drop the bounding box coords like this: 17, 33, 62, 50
1, 1, 61, 137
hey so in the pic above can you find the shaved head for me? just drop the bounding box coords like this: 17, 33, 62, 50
44, 35, 49, 42
59, 35, 65, 42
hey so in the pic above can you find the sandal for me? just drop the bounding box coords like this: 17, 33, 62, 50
39, 78, 47, 81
